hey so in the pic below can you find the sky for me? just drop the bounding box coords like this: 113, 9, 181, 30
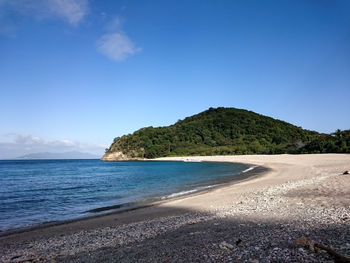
0, 0, 349, 159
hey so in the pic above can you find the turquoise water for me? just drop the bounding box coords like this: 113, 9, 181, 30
0, 159, 253, 231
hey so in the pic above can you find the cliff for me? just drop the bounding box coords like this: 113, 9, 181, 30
101, 151, 144, 161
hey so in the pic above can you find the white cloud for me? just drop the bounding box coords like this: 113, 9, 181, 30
0, 133, 107, 159
47, 0, 88, 26
0, 0, 88, 26
97, 32, 141, 61
11, 133, 44, 145
32, 136, 41, 143
51, 139, 76, 147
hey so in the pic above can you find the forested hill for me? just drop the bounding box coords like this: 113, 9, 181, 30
102, 107, 328, 160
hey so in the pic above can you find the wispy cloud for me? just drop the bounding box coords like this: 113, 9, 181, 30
11, 134, 43, 144
47, 0, 89, 26
97, 32, 141, 61
105, 16, 122, 31
0, 0, 89, 26
0, 133, 107, 159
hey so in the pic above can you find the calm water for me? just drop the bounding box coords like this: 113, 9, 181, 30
0, 159, 252, 231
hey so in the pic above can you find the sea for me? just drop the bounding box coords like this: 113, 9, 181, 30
0, 159, 262, 232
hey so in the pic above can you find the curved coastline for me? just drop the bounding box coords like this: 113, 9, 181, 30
1, 154, 350, 263
0, 160, 268, 237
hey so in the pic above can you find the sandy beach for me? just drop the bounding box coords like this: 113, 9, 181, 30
1, 154, 349, 262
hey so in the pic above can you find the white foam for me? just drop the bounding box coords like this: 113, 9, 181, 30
183, 159, 202, 162
242, 166, 257, 173
161, 166, 258, 201
162, 184, 219, 199
164, 189, 198, 199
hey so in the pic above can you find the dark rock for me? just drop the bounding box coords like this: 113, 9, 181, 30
11, 255, 22, 260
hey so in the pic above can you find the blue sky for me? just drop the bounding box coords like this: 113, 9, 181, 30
0, 0, 349, 158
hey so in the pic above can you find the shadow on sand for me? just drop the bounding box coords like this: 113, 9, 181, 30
49, 206, 350, 263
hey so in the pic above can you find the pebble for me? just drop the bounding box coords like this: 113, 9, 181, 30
1, 171, 349, 263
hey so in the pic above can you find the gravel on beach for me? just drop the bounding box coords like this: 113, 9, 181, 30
1, 161, 350, 262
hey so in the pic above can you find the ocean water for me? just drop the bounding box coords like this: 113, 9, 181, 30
0, 159, 255, 232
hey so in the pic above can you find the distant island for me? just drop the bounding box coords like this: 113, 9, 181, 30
17, 151, 100, 160
102, 107, 350, 161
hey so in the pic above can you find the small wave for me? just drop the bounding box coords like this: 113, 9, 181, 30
163, 189, 198, 199
162, 184, 219, 200
183, 158, 202, 162
242, 166, 257, 173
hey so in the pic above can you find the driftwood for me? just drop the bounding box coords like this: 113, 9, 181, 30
292, 236, 350, 263
314, 243, 350, 263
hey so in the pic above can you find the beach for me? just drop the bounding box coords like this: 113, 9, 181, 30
1, 154, 349, 262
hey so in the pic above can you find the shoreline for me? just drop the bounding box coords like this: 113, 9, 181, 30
0, 161, 268, 237
1, 154, 349, 262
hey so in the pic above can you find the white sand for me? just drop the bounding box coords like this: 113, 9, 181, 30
1, 154, 350, 262
156, 154, 350, 213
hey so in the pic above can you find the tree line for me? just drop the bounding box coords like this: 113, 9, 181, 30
105, 107, 349, 159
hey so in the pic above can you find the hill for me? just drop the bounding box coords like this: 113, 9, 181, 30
298, 129, 350, 154
102, 107, 323, 161
17, 151, 100, 160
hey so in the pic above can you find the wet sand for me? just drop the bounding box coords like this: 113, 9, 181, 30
1, 154, 349, 262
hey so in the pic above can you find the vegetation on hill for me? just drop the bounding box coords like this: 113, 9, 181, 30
298, 129, 350, 154
104, 107, 335, 159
